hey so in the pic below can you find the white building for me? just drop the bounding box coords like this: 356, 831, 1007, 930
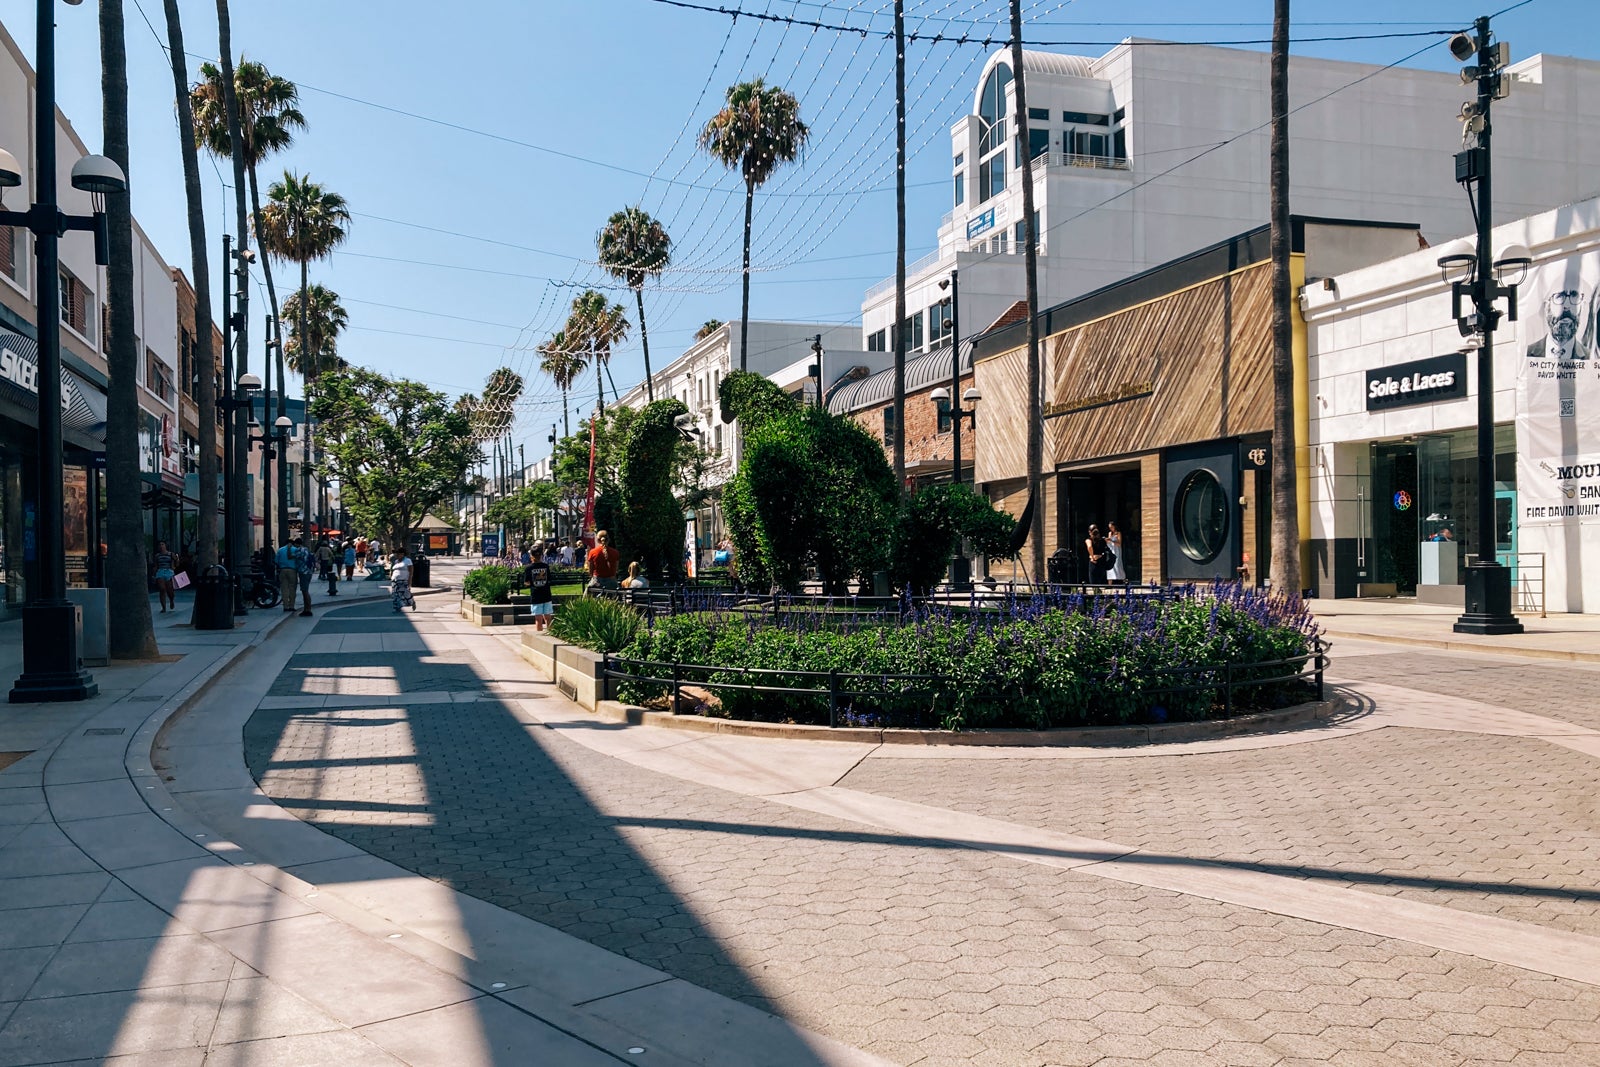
1304, 195, 1600, 613
863, 42, 1600, 362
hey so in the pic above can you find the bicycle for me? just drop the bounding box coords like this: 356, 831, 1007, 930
247, 568, 282, 609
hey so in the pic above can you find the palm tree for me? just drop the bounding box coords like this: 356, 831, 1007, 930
694, 320, 724, 342
699, 79, 809, 370
566, 290, 630, 416
258, 172, 350, 532
99, 0, 158, 657
190, 58, 304, 430
597, 207, 671, 401
280, 284, 349, 378
538, 330, 584, 440
477, 366, 525, 441
1269, 0, 1300, 596
161, 0, 219, 574
211, 1, 252, 569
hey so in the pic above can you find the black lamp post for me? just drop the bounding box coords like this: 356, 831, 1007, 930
1443, 14, 1528, 635
248, 414, 292, 562
2, 0, 126, 703
217, 371, 261, 615
928, 384, 982, 588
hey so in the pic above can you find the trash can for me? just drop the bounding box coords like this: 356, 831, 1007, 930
1046, 550, 1073, 585
193, 564, 235, 631
411, 554, 431, 588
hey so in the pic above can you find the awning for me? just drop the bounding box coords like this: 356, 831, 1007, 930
0, 321, 108, 445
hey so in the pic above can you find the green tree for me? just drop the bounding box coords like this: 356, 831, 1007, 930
694, 319, 724, 343
190, 57, 303, 419
279, 283, 348, 377
258, 172, 350, 529
161, 0, 219, 571
720, 374, 898, 594
567, 289, 629, 415
620, 399, 690, 579
100, 0, 158, 657
889, 484, 1017, 594
699, 79, 809, 371
475, 365, 524, 441
538, 330, 584, 439
597, 207, 671, 402
310, 367, 479, 550
485, 483, 554, 546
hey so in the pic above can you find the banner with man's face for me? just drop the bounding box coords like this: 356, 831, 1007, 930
1515, 250, 1600, 527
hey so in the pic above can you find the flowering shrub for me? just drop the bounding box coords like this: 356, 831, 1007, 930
462, 562, 521, 605
616, 583, 1322, 730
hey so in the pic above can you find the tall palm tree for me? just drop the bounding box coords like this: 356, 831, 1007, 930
694, 320, 723, 342
477, 366, 525, 441
538, 330, 584, 440
258, 172, 350, 532
596, 207, 670, 401
190, 58, 304, 424
161, 0, 218, 574
212, 0, 252, 568
100, 0, 157, 657
567, 290, 630, 416
1269, 0, 1300, 596
699, 79, 809, 370
280, 284, 349, 378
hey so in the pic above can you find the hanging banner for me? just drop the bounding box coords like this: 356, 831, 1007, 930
683, 516, 697, 579
1515, 251, 1600, 525
583, 415, 597, 534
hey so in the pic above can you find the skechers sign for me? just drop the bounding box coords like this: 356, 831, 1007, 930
1365, 353, 1467, 412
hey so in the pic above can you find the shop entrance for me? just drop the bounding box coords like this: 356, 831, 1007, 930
1370, 442, 1419, 594
1059, 468, 1142, 583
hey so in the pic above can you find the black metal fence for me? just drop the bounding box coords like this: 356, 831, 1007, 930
600, 642, 1328, 731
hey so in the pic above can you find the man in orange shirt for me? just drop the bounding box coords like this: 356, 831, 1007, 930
586, 530, 621, 591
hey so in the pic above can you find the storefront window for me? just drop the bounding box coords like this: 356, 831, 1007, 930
1174, 468, 1228, 564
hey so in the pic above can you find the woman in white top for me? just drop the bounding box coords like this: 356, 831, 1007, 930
1106, 521, 1127, 584
623, 561, 649, 589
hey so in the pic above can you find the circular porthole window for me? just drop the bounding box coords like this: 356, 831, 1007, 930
1173, 468, 1229, 564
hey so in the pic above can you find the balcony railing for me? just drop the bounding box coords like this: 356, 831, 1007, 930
863, 247, 952, 303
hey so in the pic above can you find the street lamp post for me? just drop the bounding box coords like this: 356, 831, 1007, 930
248, 414, 292, 567
928, 384, 982, 589
937, 271, 963, 483
217, 372, 262, 615
1444, 14, 1526, 636
2, 0, 126, 703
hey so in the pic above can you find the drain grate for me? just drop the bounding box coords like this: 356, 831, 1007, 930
126, 695, 164, 703
83, 727, 126, 736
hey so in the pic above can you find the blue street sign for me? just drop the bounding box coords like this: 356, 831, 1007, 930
481, 533, 500, 558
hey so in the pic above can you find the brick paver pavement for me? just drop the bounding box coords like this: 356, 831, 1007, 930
1326, 649, 1600, 730
243, 609, 1600, 1066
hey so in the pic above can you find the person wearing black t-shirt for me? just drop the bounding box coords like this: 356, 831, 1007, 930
526, 553, 553, 632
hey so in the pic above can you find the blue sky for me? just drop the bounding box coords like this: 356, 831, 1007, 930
1, 0, 1594, 466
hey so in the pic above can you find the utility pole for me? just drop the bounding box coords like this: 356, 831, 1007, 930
892, 0, 907, 491
1010, 0, 1045, 583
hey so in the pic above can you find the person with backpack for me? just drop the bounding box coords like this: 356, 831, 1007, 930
316, 538, 338, 596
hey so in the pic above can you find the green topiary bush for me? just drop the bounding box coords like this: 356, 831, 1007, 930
550, 596, 642, 653
463, 563, 519, 605
619, 398, 690, 580
890, 484, 1018, 594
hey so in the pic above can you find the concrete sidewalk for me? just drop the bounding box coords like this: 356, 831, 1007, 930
0, 585, 884, 1066
1311, 595, 1600, 661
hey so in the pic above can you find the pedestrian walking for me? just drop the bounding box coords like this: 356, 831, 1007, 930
343, 541, 356, 582
294, 537, 316, 615
389, 549, 417, 613
316, 538, 339, 596
559, 541, 575, 568
355, 536, 368, 573
151, 540, 177, 613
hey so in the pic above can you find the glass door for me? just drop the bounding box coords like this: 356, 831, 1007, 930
1495, 489, 1517, 581
1370, 443, 1419, 594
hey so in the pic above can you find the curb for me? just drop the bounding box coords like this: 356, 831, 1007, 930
1318, 626, 1600, 664
589, 697, 1342, 747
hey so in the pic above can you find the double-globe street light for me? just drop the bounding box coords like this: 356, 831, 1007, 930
215, 371, 262, 617
930, 268, 982, 588
247, 414, 294, 570
2, 0, 127, 702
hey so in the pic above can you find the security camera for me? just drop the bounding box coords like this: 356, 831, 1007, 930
1449, 33, 1478, 62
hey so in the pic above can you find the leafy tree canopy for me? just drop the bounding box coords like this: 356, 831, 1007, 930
310, 367, 480, 549
620, 399, 690, 579
890, 484, 1019, 594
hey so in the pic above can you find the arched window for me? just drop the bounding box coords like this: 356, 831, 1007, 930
976, 62, 1012, 202
977, 62, 1012, 155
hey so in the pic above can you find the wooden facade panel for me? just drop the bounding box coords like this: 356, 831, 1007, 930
1140, 453, 1162, 582
973, 263, 1276, 487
